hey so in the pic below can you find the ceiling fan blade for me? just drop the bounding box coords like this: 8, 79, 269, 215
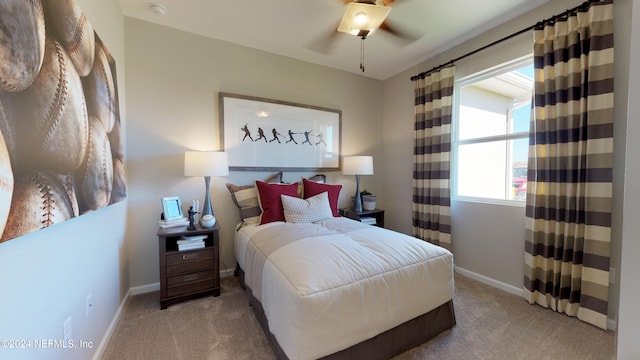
338, 0, 404, 5
379, 20, 421, 43
339, 0, 400, 3
341, 0, 374, 3
307, 23, 343, 54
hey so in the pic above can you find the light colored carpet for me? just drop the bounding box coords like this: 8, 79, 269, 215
101, 274, 615, 360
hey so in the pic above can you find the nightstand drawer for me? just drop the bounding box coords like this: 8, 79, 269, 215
166, 248, 214, 275
167, 270, 216, 298
167, 269, 217, 287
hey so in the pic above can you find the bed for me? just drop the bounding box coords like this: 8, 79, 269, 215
234, 216, 456, 360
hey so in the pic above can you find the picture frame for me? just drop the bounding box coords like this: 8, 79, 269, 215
161, 196, 183, 221
219, 92, 342, 171
0, 5, 127, 243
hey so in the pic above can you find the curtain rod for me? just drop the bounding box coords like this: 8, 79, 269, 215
410, 0, 608, 81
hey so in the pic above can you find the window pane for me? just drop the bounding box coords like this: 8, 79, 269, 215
458, 86, 509, 140
458, 138, 529, 201
457, 141, 508, 199
509, 138, 529, 201
510, 102, 531, 134
459, 65, 533, 141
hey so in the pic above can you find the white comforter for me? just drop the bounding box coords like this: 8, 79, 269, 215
236, 217, 454, 360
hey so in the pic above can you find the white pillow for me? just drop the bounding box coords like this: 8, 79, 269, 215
281, 191, 333, 223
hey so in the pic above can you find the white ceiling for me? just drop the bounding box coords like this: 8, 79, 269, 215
117, 0, 549, 80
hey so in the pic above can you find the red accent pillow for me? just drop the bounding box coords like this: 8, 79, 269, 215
255, 180, 299, 224
303, 178, 342, 217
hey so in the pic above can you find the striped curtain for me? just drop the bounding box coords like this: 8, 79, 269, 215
524, 0, 614, 330
412, 65, 455, 250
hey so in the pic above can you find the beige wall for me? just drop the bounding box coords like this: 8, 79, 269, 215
0, 1, 127, 359
382, 0, 630, 331
123, 18, 385, 288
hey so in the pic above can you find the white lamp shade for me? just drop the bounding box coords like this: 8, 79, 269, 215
343, 156, 373, 175
184, 151, 229, 177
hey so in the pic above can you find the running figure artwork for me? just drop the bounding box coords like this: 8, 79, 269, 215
220, 93, 341, 171
242, 127, 323, 147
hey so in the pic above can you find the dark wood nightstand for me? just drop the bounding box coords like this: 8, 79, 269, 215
157, 224, 220, 309
340, 208, 385, 228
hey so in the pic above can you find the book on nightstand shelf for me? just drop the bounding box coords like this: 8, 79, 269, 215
179, 234, 207, 243
360, 217, 377, 225
177, 234, 206, 251
178, 241, 205, 251
159, 217, 190, 229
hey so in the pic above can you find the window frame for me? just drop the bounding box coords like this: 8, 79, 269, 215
451, 55, 533, 206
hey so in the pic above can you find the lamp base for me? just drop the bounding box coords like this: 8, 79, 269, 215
202, 176, 214, 218
351, 174, 363, 213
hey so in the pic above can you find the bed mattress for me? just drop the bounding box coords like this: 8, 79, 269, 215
235, 217, 454, 360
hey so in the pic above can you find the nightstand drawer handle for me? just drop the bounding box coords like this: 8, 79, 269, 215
182, 253, 199, 261
184, 274, 199, 282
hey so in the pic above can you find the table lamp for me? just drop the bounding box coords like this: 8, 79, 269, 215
343, 155, 373, 213
184, 151, 229, 220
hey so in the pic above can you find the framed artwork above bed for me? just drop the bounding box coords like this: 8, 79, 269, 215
219, 92, 341, 171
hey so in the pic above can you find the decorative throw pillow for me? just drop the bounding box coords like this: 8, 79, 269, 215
296, 174, 326, 197
302, 178, 342, 217
255, 180, 299, 224
226, 172, 282, 225
308, 174, 326, 183
281, 191, 333, 223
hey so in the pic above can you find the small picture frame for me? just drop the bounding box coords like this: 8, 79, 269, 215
161, 196, 183, 221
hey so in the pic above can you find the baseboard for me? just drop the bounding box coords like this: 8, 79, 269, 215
91, 288, 131, 360
455, 267, 523, 296
455, 267, 617, 331
220, 267, 235, 278
131, 282, 160, 295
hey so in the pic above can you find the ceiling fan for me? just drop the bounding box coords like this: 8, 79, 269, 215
311, 0, 420, 72
338, 0, 396, 39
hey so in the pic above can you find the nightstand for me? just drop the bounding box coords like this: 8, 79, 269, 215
340, 208, 385, 227
157, 224, 220, 309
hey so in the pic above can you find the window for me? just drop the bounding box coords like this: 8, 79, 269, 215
453, 56, 533, 203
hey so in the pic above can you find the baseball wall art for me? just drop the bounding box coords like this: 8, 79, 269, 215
0, 0, 126, 243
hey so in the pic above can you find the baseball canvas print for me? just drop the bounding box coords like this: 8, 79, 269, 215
0, 0, 126, 243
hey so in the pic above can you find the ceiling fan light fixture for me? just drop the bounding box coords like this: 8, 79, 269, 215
353, 11, 369, 26
338, 2, 391, 37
